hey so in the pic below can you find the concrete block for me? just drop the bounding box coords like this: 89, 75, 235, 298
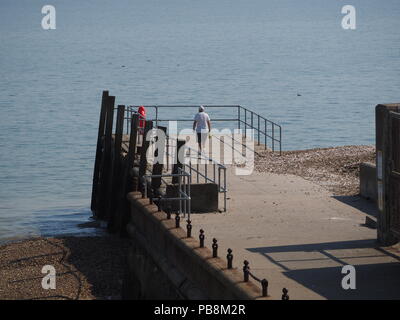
166, 183, 219, 213
360, 162, 377, 202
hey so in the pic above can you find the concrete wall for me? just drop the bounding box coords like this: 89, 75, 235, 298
166, 183, 219, 213
359, 162, 377, 202
123, 191, 268, 300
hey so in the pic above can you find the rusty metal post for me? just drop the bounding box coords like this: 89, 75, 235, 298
282, 288, 289, 300
186, 220, 192, 237
212, 238, 218, 258
243, 260, 249, 282
261, 279, 268, 297
227, 249, 233, 269
199, 229, 205, 248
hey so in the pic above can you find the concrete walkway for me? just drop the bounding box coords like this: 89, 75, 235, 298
189, 170, 400, 300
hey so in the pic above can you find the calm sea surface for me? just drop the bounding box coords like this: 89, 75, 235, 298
0, 0, 399, 242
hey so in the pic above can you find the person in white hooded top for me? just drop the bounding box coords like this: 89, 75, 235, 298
193, 105, 211, 153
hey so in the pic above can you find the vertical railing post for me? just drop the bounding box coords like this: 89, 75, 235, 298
272, 123, 275, 152
264, 119, 267, 149
244, 109, 247, 138
238, 106, 240, 131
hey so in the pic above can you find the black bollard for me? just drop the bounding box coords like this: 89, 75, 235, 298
199, 229, 205, 248
227, 249, 233, 269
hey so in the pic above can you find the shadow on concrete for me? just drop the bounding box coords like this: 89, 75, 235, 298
332, 195, 378, 218
283, 262, 400, 299
247, 239, 400, 299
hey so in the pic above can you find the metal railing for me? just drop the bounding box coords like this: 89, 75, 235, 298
119, 104, 281, 213
127, 105, 282, 154
184, 146, 227, 212
164, 134, 228, 212
143, 167, 191, 220
103, 92, 289, 299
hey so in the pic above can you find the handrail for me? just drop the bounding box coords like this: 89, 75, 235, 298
126, 105, 282, 154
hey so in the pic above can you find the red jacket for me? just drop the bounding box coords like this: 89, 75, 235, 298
138, 106, 146, 128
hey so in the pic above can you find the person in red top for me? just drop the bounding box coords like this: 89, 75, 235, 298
138, 106, 146, 129
137, 106, 146, 146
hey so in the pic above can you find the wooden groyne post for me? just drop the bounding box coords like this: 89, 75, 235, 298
91, 90, 108, 215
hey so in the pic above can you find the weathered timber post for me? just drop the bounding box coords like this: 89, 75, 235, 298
107, 105, 125, 231
91, 90, 108, 216
118, 113, 140, 236
97, 95, 115, 219
126, 113, 140, 190
376, 103, 400, 245
139, 120, 153, 195
172, 139, 186, 184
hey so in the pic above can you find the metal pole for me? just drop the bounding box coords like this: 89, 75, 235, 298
224, 168, 227, 212
264, 119, 267, 149
238, 106, 240, 131
155, 106, 158, 127
205, 161, 207, 183
244, 109, 247, 138
272, 123, 275, 152
179, 171, 182, 214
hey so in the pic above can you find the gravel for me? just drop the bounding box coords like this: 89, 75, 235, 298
0, 236, 130, 300
255, 145, 375, 196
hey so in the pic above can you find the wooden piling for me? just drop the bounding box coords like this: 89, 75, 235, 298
107, 105, 125, 231
91, 90, 108, 215
126, 114, 140, 174
97, 95, 115, 219
117, 113, 140, 235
